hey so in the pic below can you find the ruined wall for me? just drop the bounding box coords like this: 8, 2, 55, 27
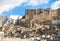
0, 21, 2, 27
0, 16, 4, 27
25, 9, 34, 20
25, 9, 59, 21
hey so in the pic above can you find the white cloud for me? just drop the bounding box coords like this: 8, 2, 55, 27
51, 0, 60, 10
0, 0, 49, 15
27, 0, 49, 6
0, 0, 28, 14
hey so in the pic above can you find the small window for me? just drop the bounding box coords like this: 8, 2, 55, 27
40, 10, 43, 13
48, 10, 49, 13
37, 10, 40, 15
34, 10, 36, 15
26, 10, 29, 15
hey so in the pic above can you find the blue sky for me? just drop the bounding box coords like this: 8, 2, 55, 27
0, 0, 60, 16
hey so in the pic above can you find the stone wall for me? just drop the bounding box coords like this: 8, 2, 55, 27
25, 9, 58, 22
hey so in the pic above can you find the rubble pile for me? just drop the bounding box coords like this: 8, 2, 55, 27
2, 18, 60, 41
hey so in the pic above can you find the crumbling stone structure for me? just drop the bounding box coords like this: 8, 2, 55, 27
25, 9, 58, 21
2, 8, 60, 40
25, 9, 59, 28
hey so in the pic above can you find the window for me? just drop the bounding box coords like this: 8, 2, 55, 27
37, 10, 43, 15
26, 10, 29, 15
40, 10, 43, 13
34, 10, 36, 15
